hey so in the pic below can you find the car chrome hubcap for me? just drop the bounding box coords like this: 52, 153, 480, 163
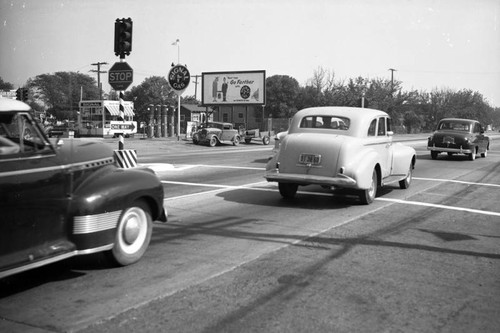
123, 216, 140, 245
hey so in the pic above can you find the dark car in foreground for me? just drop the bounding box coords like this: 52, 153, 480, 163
427, 118, 489, 160
0, 98, 167, 279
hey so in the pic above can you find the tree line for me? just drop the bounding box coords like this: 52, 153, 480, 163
265, 67, 499, 133
1, 67, 498, 132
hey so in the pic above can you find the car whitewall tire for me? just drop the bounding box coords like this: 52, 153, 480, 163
209, 136, 217, 147
399, 163, 412, 189
359, 169, 377, 205
109, 201, 153, 266
469, 150, 476, 161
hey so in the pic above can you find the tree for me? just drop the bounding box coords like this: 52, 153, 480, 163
27, 72, 100, 117
265, 75, 300, 118
0, 77, 14, 90
124, 76, 177, 123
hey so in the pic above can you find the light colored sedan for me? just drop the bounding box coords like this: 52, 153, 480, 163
265, 106, 416, 204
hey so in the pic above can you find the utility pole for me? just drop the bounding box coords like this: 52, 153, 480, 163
388, 68, 396, 96
191, 75, 201, 101
90, 62, 108, 100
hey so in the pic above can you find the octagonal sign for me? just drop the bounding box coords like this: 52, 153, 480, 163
109, 62, 133, 90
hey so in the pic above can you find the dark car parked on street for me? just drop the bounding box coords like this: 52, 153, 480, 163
0, 99, 167, 279
427, 118, 489, 160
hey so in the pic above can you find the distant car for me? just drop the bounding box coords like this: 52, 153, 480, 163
0, 99, 167, 279
427, 118, 489, 160
193, 121, 241, 147
265, 106, 416, 204
47, 123, 77, 138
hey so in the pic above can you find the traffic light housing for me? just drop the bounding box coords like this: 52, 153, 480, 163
114, 18, 133, 57
22, 88, 28, 101
16, 88, 22, 101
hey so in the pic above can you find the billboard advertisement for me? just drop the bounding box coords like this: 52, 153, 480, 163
202, 70, 265, 106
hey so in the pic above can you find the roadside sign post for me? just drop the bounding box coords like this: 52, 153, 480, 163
167, 64, 190, 140
109, 61, 133, 150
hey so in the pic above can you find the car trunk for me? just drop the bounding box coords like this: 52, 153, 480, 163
278, 133, 345, 178
432, 131, 470, 148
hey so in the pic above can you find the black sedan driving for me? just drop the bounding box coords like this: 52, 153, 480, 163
427, 118, 489, 161
0, 99, 167, 279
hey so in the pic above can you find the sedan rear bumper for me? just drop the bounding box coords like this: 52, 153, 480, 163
427, 145, 473, 154
265, 170, 357, 187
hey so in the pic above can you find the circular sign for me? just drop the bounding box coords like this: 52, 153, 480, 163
168, 64, 190, 95
240, 85, 251, 99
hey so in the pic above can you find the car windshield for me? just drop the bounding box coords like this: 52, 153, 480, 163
299, 116, 350, 130
438, 121, 470, 131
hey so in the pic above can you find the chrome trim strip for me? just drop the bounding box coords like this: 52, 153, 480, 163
427, 146, 472, 154
265, 170, 356, 186
73, 211, 121, 234
0, 157, 114, 178
0, 244, 114, 279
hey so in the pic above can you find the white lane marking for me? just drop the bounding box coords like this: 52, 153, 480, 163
183, 164, 265, 171
414, 177, 500, 188
163, 179, 500, 217
142, 163, 265, 172
376, 198, 500, 217
162, 181, 271, 201
141, 163, 196, 172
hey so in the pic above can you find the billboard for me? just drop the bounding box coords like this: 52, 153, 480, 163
202, 70, 265, 106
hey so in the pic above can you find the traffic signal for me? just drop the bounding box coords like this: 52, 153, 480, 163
16, 88, 22, 101
22, 88, 28, 101
114, 18, 133, 57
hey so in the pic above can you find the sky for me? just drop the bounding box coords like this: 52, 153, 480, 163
1, 0, 499, 107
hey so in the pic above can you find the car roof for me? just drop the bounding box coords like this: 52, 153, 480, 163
0, 98, 31, 112
439, 118, 477, 123
289, 106, 389, 136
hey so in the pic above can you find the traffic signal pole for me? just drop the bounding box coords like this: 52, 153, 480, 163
118, 57, 125, 150
113, 17, 132, 150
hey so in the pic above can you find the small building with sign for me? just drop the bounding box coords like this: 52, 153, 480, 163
78, 100, 137, 137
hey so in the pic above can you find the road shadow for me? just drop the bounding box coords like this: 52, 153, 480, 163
0, 253, 119, 298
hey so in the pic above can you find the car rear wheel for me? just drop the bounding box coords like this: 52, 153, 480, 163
430, 151, 438, 160
279, 183, 298, 199
358, 169, 377, 205
399, 162, 412, 189
108, 200, 153, 266
209, 135, 217, 147
233, 135, 240, 146
192, 134, 199, 145
262, 136, 270, 145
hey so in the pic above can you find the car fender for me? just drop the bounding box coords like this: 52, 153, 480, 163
344, 148, 380, 189
392, 143, 416, 175
71, 166, 166, 222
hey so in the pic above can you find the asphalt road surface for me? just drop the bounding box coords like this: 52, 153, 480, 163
1, 134, 499, 332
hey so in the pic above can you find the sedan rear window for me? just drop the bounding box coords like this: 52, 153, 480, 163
299, 116, 350, 130
438, 121, 470, 131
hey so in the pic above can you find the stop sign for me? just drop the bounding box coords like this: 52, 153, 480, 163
109, 62, 133, 90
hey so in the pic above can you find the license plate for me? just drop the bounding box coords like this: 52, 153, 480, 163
299, 153, 321, 165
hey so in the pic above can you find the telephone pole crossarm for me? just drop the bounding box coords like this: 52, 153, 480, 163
91, 61, 109, 99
